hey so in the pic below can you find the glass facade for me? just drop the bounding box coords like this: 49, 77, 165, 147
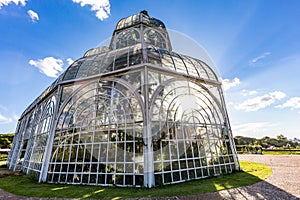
8, 11, 239, 187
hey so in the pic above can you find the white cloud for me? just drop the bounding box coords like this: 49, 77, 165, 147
0, 0, 26, 8
235, 91, 286, 111
12, 113, 19, 121
241, 89, 257, 96
0, 114, 13, 124
222, 77, 240, 91
251, 52, 271, 63
276, 97, 300, 110
29, 57, 64, 78
0, 110, 18, 124
72, 0, 111, 20
66, 58, 74, 66
27, 9, 39, 22
232, 122, 278, 135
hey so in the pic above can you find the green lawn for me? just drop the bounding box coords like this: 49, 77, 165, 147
262, 150, 300, 155
0, 161, 272, 199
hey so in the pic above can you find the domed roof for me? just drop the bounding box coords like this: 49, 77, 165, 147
20, 11, 220, 118
61, 45, 219, 82
115, 10, 166, 31
61, 10, 219, 83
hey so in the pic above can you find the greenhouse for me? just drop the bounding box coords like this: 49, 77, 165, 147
7, 11, 239, 187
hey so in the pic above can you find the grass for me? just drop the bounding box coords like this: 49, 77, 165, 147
0, 161, 272, 199
262, 150, 300, 155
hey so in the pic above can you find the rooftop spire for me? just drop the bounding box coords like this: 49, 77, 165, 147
140, 10, 149, 16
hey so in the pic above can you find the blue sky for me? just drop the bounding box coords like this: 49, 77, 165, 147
0, 0, 300, 139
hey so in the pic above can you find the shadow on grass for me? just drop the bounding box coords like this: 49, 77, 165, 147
191, 173, 299, 200
0, 162, 297, 199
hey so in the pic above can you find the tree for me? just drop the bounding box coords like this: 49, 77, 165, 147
234, 134, 298, 149
277, 134, 287, 141
0, 133, 14, 149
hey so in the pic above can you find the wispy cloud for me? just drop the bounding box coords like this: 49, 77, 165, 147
0, 105, 18, 124
241, 89, 257, 96
12, 113, 18, 121
0, 0, 26, 8
276, 97, 300, 110
27, 9, 39, 22
29, 57, 64, 78
235, 91, 286, 111
232, 122, 278, 135
222, 77, 240, 91
0, 114, 12, 124
0, 112, 18, 124
72, 0, 110, 20
250, 52, 271, 63
66, 58, 74, 66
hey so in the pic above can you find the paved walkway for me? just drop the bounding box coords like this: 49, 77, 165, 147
0, 155, 299, 199
179, 155, 300, 200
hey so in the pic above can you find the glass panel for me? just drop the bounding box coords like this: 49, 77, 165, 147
102, 51, 116, 73
76, 56, 95, 78
170, 52, 187, 75
50, 79, 144, 186
200, 62, 218, 81
181, 55, 200, 77
63, 59, 84, 81
147, 47, 162, 65
116, 29, 140, 49
87, 54, 104, 77
114, 49, 129, 70
128, 46, 142, 66
159, 49, 176, 71
144, 29, 166, 49
187, 57, 209, 80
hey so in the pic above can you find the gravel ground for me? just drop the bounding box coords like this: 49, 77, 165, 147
0, 155, 299, 200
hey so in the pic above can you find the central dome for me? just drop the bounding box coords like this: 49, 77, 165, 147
61, 11, 219, 85
8, 11, 239, 188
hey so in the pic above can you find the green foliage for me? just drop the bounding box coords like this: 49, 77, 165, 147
0, 133, 14, 149
0, 161, 271, 199
235, 134, 300, 153
234, 136, 256, 146
0, 154, 8, 162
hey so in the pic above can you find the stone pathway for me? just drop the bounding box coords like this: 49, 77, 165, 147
0, 155, 299, 199
177, 155, 300, 200
238, 154, 300, 199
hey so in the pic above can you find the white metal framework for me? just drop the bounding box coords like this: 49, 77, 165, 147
8, 11, 239, 188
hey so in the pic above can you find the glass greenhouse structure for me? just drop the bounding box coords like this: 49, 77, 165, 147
8, 11, 239, 187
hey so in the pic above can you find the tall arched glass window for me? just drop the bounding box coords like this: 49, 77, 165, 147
144, 29, 167, 49
115, 28, 140, 49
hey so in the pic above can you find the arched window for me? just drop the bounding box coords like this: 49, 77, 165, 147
144, 29, 166, 49
50, 79, 144, 186
115, 29, 140, 49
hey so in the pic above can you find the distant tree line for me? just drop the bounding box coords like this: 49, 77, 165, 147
0, 132, 299, 151
234, 134, 300, 152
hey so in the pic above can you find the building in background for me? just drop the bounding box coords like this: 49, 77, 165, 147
7, 11, 239, 187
